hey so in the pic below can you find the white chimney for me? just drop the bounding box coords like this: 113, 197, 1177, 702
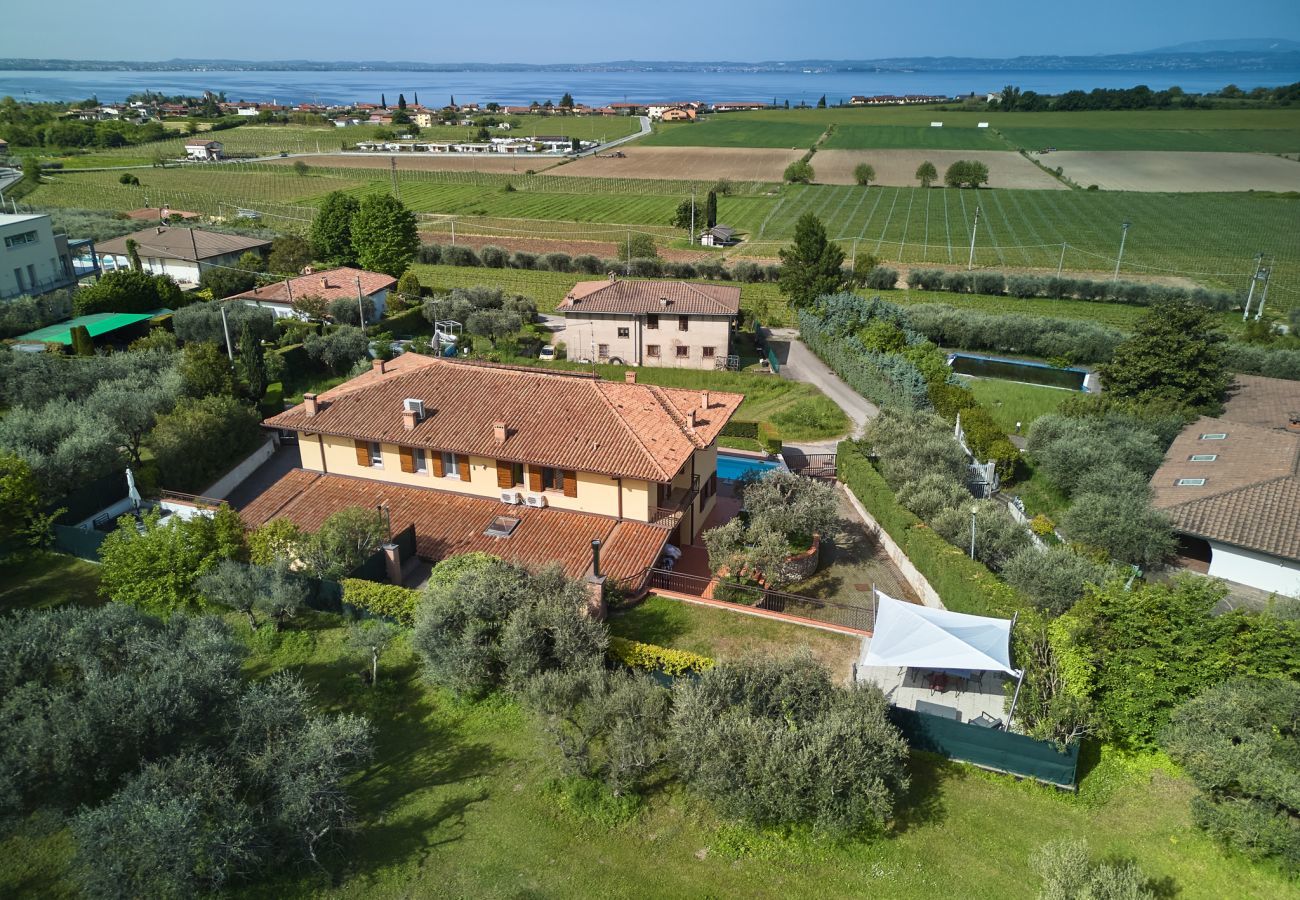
686, 409, 696, 429
625, 370, 637, 384
700, 390, 710, 410
493, 421, 508, 444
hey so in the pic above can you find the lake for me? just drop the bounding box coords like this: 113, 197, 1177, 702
2, 68, 1297, 106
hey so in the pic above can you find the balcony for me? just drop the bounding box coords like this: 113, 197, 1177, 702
650, 476, 700, 529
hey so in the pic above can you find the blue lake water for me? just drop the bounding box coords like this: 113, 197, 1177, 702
2, 68, 1297, 106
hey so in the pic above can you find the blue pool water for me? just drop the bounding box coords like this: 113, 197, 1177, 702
717, 452, 783, 481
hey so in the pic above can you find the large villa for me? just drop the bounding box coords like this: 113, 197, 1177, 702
244, 353, 744, 588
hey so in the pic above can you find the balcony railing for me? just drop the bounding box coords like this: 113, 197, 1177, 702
650, 479, 700, 530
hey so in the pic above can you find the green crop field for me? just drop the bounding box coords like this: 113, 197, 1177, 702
999, 127, 1300, 153
823, 125, 1009, 150
640, 119, 826, 148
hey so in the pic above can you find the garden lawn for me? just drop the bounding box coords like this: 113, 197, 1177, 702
961, 377, 1073, 434
3, 610, 1290, 900
0, 553, 102, 611
608, 594, 862, 678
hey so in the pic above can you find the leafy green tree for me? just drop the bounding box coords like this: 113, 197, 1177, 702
21, 155, 41, 187
310, 191, 360, 267
393, 269, 422, 309
671, 655, 909, 834
0, 453, 56, 556
236, 322, 268, 399
149, 394, 262, 492
304, 325, 369, 373
915, 160, 938, 188
297, 505, 387, 580
267, 234, 313, 275
247, 517, 305, 566
1162, 677, 1300, 869
816, 94, 827, 108
124, 237, 142, 270
1098, 303, 1230, 412
783, 158, 814, 183
292, 159, 310, 176
499, 585, 608, 686
74, 270, 182, 316
197, 559, 307, 631
328, 295, 376, 327
86, 373, 180, 467
199, 262, 256, 299
778, 213, 845, 308
852, 251, 881, 286
71, 753, 258, 900
559, 92, 574, 108
944, 160, 989, 188
347, 620, 400, 686
853, 162, 875, 186
1061, 490, 1175, 567
619, 232, 658, 261
179, 340, 236, 398
351, 193, 420, 277
1032, 840, 1160, 900
523, 667, 670, 797
670, 197, 695, 231
173, 301, 274, 350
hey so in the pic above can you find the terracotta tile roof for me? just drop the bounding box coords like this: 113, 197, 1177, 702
227, 267, 396, 304
1150, 386, 1300, 561
559, 279, 741, 317
95, 226, 270, 261
265, 357, 743, 482
238, 469, 668, 580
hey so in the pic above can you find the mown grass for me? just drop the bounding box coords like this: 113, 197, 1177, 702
641, 119, 827, 149
0, 553, 102, 611
822, 125, 1009, 151
961, 377, 1074, 433
2, 587, 1291, 900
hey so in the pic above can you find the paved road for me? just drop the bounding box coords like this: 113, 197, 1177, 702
765, 327, 879, 441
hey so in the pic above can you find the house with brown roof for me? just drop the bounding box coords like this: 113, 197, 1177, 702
1151, 374, 1300, 595
228, 266, 396, 319
95, 226, 271, 286
184, 139, 223, 161
247, 356, 743, 586
558, 278, 742, 370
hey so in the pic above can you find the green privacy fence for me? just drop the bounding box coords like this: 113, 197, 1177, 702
890, 707, 1080, 789
52, 525, 108, 562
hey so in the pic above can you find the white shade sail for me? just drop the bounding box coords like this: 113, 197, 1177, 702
863, 593, 1020, 676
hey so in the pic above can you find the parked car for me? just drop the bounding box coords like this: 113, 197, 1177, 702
538, 344, 555, 361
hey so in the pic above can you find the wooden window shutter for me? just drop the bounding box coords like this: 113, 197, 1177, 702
399, 446, 415, 474
563, 470, 578, 498
354, 440, 370, 466
496, 460, 513, 489
457, 454, 471, 481
431, 452, 445, 478
528, 466, 543, 493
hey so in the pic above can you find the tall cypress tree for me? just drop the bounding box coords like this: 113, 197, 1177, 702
705, 191, 718, 229
381, 93, 387, 108
398, 94, 407, 110
236, 322, 268, 400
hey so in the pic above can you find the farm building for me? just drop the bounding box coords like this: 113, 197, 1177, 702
699, 225, 736, 248
183, 140, 223, 161
94, 226, 270, 286
558, 277, 740, 370
1150, 374, 1300, 596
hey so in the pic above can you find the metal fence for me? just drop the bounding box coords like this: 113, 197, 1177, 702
646, 567, 876, 632
784, 451, 837, 480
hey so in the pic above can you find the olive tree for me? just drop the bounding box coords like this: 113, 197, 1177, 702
347, 619, 400, 686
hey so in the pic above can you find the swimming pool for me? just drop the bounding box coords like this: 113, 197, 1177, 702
717, 451, 784, 482
948, 353, 1088, 391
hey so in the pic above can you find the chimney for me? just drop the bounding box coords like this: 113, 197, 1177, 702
686, 409, 696, 429
660, 296, 670, 307
1288, 412, 1300, 434
624, 370, 637, 384
303, 393, 319, 417
700, 390, 710, 410
493, 421, 508, 444
372, 358, 386, 374
320, 276, 329, 289
402, 408, 418, 430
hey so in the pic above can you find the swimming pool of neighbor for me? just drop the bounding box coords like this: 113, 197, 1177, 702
717, 451, 786, 482
948, 353, 1089, 391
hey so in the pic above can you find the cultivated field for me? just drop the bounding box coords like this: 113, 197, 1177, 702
263, 153, 560, 174
639, 119, 827, 149
553, 147, 804, 182
999, 126, 1300, 153
813, 150, 1065, 190
822, 125, 1008, 151
1043, 151, 1300, 192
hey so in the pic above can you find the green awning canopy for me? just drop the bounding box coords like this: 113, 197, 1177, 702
13, 310, 171, 346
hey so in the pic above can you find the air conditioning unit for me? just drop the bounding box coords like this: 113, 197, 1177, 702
403, 398, 425, 420
524, 493, 548, 508
499, 490, 523, 505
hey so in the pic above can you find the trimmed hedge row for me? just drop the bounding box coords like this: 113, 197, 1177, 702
904, 304, 1125, 365
609, 635, 715, 676
906, 269, 1240, 311
837, 441, 1023, 618
374, 306, 427, 338
1222, 342, 1300, 381
798, 307, 931, 411
721, 420, 760, 440
340, 578, 420, 626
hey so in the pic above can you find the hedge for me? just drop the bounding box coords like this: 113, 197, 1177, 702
837, 441, 1023, 618
609, 635, 714, 676
721, 420, 760, 440
798, 307, 931, 410
373, 306, 427, 338
906, 269, 1240, 311
272, 342, 312, 377
340, 578, 421, 626
259, 382, 284, 418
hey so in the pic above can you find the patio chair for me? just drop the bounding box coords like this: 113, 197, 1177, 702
971, 712, 1002, 729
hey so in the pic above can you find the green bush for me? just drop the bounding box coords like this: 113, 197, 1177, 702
720, 420, 760, 440
372, 306, 425, 338
608, 636, 714, 676
271, 343, 312, 378
837, 442, 1022, 617
341, 578, 420, 626
757, 421, 782, 454
259, 382, 284, 417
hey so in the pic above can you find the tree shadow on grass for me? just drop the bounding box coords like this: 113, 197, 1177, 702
889, 753, 951, 836
607, 600, 689, 646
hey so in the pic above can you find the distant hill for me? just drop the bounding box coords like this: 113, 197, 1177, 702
1146, 39, 1300, 54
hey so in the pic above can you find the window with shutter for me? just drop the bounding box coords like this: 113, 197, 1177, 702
354, 440, 370, 466
563, 470, 578, 498
431, 452, 445, 477
528, 466, 543, 493
496, 460, 513, 489
399, 446, 415, 473
458, 454, 471, 481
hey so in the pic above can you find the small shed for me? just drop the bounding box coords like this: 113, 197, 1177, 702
699, 225, 736, 247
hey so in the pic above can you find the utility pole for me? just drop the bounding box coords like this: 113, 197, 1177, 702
389, 156, 400, 200
450, 217, 456, 246
1056, 242, 1067, 278
966, 206, 980, 271
1253, 261, 1273, 321
1112, 220, 1130, 281
689, 190, 695, 246
218, 302, 233, 361
356, 276, 366, 329
1242, 253, 1265, 321
969, 507, 977, 560
626, 231, 631, 276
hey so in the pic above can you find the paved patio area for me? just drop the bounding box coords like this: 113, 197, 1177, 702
856, 647, 1011, 726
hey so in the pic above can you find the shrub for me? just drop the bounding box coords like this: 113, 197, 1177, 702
341, 578, 420, 626
150, 395, 262, 493
511, 250, 538, 270
415, 243, 442, 264
896, 471, 972, 521
441, 245, 480, 267
542, 252, 572, 272
295, 506, 386, 580
907, 268, 945, 290
904, 304, 1124, 365
1061, 491, 1175, 567
940, 271, 974, 293
608, 636, 714, 676
783, 159, 814, 183
863, 266, 898, 290
732, 261, 762, 283
1003, 545, 1115, 616
573, 254, 603, 274
972, 272, 1006, 295
1032, 840, 1160, 900
479, 244, 509, 267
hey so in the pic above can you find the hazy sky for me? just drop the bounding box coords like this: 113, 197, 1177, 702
1, 0, 1297, 62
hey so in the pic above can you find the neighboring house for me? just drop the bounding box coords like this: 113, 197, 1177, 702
94, 226, 271, 285
249, 356, 743, 581
711, 101, 768, 111
227, 266, 396, 319
699, 225, 736, 247
1, 213, 79, 299
1150, 374, 1300, 596
660, 107, 697, 122
558, 278, 741, 370
184, 140, 223, 161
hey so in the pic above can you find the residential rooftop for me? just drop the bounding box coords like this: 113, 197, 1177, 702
559, 278, 741, 317
95, 226, 270, 261
227, 267, 396, 303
